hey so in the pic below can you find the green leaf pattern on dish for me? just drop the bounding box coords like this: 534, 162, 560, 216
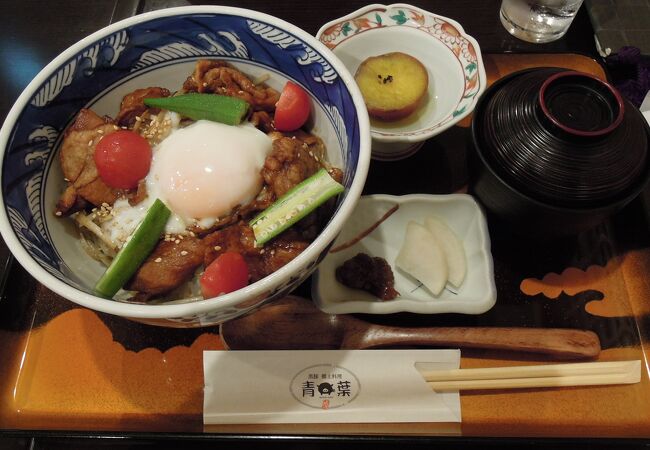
390, 10, 408, 25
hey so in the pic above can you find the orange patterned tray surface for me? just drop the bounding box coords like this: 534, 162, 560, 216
1, 54, 649, 437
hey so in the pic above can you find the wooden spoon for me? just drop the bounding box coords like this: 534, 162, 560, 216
220, 296, 601, 359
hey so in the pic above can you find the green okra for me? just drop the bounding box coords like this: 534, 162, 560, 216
144, 93, 249, 125
250, 168, 345, 246
95, 199, 171, 298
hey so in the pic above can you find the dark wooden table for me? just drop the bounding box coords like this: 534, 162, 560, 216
0, 0, 598, 125
6, 1, 646, 449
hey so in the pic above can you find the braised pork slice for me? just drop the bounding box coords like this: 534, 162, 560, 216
126, 235, 205, 297
115, 86, 171, 127
182, 59, 280, 112
60, 109, 114, 182
55, 109, 121, 216
262, 132, 325, 198
261, 229, 311, 274
56, 185, 86, 215
249, 110, 274, 133
203, 223, 310, 283
69, 107, 111, 131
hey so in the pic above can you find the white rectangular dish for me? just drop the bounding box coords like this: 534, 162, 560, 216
311, 194, 496, 314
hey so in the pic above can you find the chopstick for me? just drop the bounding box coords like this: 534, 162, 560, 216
420, 360, 641, 392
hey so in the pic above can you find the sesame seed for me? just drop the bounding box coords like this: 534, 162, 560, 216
87, 140, 93, 147
214, 245, 222, 251
175, 239, 180, 244
179, 235, 184, 240
154, 257, 162, 263
97, 129, 104, 134
135, 116, 141, 122
180, 250, 188, 256
202, 82, 208, 87
55, 211, 62, 216
121, 126, 127, 130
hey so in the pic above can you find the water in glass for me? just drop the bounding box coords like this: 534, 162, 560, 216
500, 0, 584, 43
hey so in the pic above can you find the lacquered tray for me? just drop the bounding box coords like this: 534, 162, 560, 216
1, 53, 649, 438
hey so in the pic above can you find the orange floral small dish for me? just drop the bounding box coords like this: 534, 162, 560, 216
317, 3, 486, 160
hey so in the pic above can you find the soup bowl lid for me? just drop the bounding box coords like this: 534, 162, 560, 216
472, 67, 649, 209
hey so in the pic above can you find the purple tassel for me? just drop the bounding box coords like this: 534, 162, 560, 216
606, 46, 650, 107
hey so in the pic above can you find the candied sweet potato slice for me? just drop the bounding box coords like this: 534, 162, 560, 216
355, 52, 428, 121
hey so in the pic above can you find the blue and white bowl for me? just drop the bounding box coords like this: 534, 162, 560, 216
0, 6, 371, 327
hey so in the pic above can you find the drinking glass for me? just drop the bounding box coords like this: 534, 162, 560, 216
500, 0, 585, 43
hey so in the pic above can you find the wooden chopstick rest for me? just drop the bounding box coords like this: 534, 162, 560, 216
419, 360, 641, 392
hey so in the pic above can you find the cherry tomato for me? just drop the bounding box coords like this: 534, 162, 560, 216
274, 81, 311, 131
200, 252, 250, 298
94, 130, 152, 189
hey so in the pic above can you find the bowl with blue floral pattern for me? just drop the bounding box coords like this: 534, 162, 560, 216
0, 6, 371, 327
317, 3, 486, 160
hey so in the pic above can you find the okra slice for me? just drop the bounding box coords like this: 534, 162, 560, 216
95, 199, 171, 298
250, 168, 345, 246
144, 93, 249, 125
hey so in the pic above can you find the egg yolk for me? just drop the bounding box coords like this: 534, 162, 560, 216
148, 120, 272, 221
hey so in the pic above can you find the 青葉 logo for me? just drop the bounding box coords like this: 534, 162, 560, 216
290, 364, 360, 410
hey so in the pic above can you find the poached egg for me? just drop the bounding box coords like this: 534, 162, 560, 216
103, 116, 272, 247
